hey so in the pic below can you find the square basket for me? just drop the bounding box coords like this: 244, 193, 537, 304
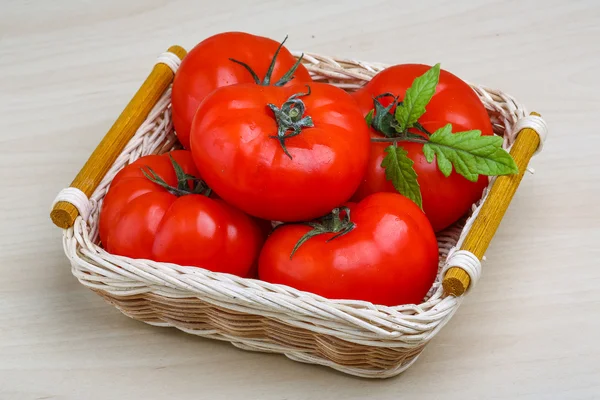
50, 45, 547, 378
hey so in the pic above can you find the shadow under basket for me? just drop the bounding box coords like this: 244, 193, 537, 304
50, 45, 548, 378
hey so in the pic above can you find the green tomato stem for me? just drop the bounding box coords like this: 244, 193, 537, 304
371, 136, 428, 145
289, 207, 355, 259
229, 35, 305, 87
141, 155, 211, 197
268, 86, 314, 159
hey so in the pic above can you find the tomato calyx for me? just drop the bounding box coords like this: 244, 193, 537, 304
229, 35, 305, 87
141, 154, 212, 197
268, 86, 314, 159
366, 93, 401, 137
289, 207, 355, 259
366, 94, 431, 141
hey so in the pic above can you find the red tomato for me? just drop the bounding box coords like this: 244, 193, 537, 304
258, 192, 439, 306
98, 150, 264, 277
190, 82, 371, 222
172, 32, 312, 149
352, 64, 493, 232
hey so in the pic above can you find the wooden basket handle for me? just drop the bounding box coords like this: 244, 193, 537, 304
50, 45, 187, 229
442, 112, 545, 297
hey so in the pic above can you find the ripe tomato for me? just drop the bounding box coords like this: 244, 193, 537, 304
352, 64, 493, 232
98, 150, 264, 277
258, 192, 439, 306
190, 82, 371, 222
171, 32, 312, 149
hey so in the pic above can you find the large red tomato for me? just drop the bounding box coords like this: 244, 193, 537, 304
352, 64, 493, 232
172, 32, 312, 149
190, 82, 371, 222
258, 192, 439, 306
99, 150, 264, 277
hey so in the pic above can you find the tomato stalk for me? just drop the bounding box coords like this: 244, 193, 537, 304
229, 35, 305, 87
370, 136, 429, 144
268, 86, 314, 159
290, 207, 355, 259
366, 93, 400, 137
141, 154, 212, 197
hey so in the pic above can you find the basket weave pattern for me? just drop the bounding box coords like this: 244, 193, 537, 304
62, 52, 527, 378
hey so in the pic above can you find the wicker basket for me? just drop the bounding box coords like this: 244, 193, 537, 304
50, 45, 547, 378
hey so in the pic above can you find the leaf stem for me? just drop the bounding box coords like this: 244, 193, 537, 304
371, 136, 428, 145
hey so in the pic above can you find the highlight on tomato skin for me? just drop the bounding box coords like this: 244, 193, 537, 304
351, 63, 495, 232
98, 150, 265, 278
257, 192, 439, 307
171, 32, 312, 149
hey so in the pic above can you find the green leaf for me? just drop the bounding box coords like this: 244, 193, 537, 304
381, 144, 422, 208
423, 124, 519, 182
395, 63, 440, 132
365, 109, 374, 126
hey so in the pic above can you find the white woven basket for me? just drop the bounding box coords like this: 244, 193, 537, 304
52, 48, 547, 378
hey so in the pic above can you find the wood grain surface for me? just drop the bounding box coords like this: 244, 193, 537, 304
1, 0, 599, 399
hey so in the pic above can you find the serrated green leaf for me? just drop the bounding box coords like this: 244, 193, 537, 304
381, 144, 422, 208
395, 63, 440, 131
365, 109, 374, 126
423, 123, 519, 182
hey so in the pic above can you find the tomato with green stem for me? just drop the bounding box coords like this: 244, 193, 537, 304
171, 32, 312, 149
99, 150, 265, 277
190, 82, 371, 222
258, 192, 439, 306
352, 64, 517, 232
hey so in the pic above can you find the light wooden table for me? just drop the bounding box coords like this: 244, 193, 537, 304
1, 0, 599, 399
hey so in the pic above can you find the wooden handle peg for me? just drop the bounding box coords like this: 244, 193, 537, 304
50, 45, 187, 229
442, 112, 543, 296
